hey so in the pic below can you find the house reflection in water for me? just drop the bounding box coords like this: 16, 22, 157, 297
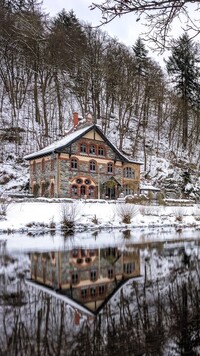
30, 247, 141, 315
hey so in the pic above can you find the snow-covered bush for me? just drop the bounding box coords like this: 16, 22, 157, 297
60, 202, 81, 231
172, 208, 187, 222
116, 203, 139, 224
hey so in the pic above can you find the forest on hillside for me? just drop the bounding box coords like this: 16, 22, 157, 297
0, 0, 200, 197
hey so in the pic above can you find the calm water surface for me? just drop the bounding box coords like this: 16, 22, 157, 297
0, 228, 200, 355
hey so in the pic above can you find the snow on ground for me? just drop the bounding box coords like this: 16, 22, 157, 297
0, 198, 200, 252
0, 199, 200, 231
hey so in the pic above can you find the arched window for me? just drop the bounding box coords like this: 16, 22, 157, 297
89, 144, 96, 155
41, 181, 45, 196
123, 167, 135, 178
32, 160, 36, 174
89, 160, 96, 172
41, 158, 45, 173
80, 143, 87, 154
71, 272, 79, 285
80, 185, 86, 196
71, 158, 78, 170
71, 185, 78, 196
98, 146, 104, 156
51, 157, 54, 171
50, 182, 54, 197
107, 162, 113, 174
88, 186, 95, 197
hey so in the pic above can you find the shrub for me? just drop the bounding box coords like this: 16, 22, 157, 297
116, 203, 139, 224
172, 208, 185, 222
49, 217, 56, 230
60, 202, 81, 231
92, 215, 98, 224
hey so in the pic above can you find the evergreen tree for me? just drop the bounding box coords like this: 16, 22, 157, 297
132, 37, 149, 117
166, 33, 200, 148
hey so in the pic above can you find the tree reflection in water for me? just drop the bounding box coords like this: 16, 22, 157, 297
0, 238, 200, 355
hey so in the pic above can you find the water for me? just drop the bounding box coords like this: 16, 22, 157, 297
0, 228, 200, 355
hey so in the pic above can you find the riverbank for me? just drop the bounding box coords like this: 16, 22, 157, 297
0, 198, 200, 234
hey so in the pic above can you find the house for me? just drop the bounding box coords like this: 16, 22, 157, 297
30, 246, 141, 314
140, 185, 161, 200
24, 113, 143, 199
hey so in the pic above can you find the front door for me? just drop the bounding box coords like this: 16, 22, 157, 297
106, 186, 115, 199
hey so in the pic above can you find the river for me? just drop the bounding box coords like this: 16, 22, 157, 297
0, 227, 200, 355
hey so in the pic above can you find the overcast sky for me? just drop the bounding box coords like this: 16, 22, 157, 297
42, 0, 196, 67
42, 0, 153, 52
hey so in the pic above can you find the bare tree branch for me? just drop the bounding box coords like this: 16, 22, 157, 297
90, 1, 200, 50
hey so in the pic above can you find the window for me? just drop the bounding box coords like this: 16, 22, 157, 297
32, 160, 36, 174
99, 285, 105, 295
98, 146, 104, 156
81, 288, 87, 299
123, 167, 135, 178
89, 186, 95, 197
108, 268, 114, 279
50, 182, 54, 197
41, 182, 45, 196
123, 262, 135, 274
71, 272, 79, 284
71, 158, 78, 170
89, 145, 96, 155
80, 185, 86, 196
89, 249, 95, 257
90, 287, 96, 297
72, 249, 79, 258
76, 178, 82, 184
90, 270, 97, 281
71, 185, 78, 196
123, 184, 134, 196
80, 143, 87, 154
51, 158, 54, 171
107, 162, 113, 174
90, 161, 96, 172
85, 179, 91, 185
41, 159, 45, 173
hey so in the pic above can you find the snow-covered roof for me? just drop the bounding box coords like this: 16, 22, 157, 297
24, 125, 94, 160
24, 124, 143, 165
140, 185, 160, 191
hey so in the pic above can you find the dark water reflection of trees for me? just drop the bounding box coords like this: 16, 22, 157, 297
0, 237, 200, 355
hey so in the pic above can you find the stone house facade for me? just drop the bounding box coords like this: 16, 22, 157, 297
24, 113, 143, 199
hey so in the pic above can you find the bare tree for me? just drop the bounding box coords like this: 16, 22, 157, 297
90, 1, 200, 49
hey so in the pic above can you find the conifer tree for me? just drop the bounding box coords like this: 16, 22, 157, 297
166, 33, 200, 148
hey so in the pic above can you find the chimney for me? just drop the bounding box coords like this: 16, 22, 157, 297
73, 112, 79, 128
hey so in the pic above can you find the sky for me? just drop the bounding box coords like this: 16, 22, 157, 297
41, 1, 200, 68
42, 0, 144, 46
42, 0, 164, 64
